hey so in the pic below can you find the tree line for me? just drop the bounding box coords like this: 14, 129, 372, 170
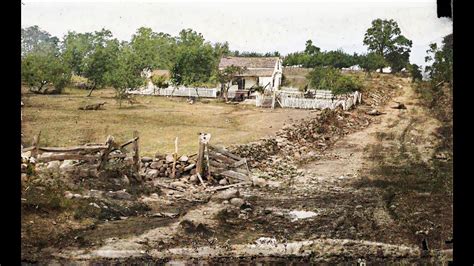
21, 18, 452, 101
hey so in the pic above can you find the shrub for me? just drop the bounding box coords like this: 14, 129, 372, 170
307, 66, 362, 95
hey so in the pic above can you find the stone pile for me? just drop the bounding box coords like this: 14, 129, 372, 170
229, 108, 372, 179
141, 153, 196, 181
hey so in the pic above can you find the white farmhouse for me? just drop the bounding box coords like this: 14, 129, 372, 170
218, 56, 283, 99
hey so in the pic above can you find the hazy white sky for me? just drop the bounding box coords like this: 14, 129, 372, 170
21, 0, 452, 66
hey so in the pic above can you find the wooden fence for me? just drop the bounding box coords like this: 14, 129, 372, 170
129, 86, 218, 98
278, 90, 362, 111
22, 132, 140, 171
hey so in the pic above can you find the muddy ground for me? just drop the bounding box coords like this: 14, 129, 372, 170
21, 76, 453, 264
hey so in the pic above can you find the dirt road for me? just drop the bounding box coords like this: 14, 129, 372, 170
47, 78, 452, 264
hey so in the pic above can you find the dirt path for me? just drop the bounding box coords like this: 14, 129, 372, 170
51, 79, 451, 263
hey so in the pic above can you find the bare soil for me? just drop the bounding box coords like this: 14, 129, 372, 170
21, 76, 452, 264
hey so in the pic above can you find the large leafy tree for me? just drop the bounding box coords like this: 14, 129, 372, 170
21, 50, 71, 94
107, 44, 145, 107
130, 27, 177, 71
82, 29, 120, 96
425, 33, 453, 87
171, 29, 217, 86
21, 25, 60, 56
363, 19, 413, 72
304, 40, 320, 55
61, 31, 94, 76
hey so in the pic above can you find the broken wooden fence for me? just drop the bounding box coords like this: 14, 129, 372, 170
22, 132, 140, 171
194, 132, 251, 187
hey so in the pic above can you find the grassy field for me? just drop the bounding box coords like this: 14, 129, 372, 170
21, 87, 314, 156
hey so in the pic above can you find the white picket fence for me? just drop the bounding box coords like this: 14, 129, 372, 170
279, 90, 362, 111
129, 86, 218, 98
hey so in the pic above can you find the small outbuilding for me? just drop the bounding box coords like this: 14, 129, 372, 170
218, 56, 283, 99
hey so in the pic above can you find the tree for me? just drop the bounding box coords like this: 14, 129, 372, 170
107, 44, 145, 108
21, 50, 71, 94
130, 27, 177, 71
21, 26, 59, 57
217, 65, 245, 101
425, 33, 453, 87
359, 52, 387, 76
363, 19, 413, 72
82, 29, 120, 96
61, 31, 94, 76
304, 40, 320, 55
171, 29, 217, 86
408, 63, 423, 82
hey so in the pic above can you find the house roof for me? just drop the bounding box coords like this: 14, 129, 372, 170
218, 56, 279, 69
239, 68, 274, 77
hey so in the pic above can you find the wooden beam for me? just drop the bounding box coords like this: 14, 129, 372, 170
208, 144, 242, 161
206, 181, 252, 192
37, 153, 99, 163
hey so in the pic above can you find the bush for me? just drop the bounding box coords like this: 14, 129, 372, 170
307, 66, 362, 95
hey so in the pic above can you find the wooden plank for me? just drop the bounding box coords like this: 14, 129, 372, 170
220, 170, 249, 181
208, 145, 243, 161
132, 131, 140, 173
37, 153, 99, 163
31, 131, 41, 158
38, 145, 108, 153
208, 151, 237, 164
98, 135, 115, 171
171, 137, 178, 178
120, 137, 139, 148
206, 181, 252, 192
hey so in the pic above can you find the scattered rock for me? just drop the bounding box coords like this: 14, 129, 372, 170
141, 157, 153, 163
230, 197, 245, 207
251, 176, 267, 187
106, 190, 132, 200
166, 154, 174, 163
219, 178, 229, 185
213, 188, 240, 200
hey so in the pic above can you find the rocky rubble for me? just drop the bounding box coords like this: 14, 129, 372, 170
229, 108, 371, 179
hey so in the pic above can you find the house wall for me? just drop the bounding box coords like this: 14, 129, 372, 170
245, 77, 258, 89
259, 77, 273, 88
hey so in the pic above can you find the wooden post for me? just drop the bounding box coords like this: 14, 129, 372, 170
271, 89, 277, 109
171, 137, 178, 178
31, 131, 41, 159
132, 131, 140, 173
98, 135, 115, 171
196, 132, 211, 178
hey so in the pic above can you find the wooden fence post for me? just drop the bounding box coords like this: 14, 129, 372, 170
132, 131, 140, 173
196, 133, 211, 178
171, 137, 178, 178
31, 131, 41, 159
98, 135, 115, 170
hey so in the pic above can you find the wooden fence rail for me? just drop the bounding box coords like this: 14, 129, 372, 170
22, 133, 141, 171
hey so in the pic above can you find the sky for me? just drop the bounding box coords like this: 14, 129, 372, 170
21, 0, 452, 67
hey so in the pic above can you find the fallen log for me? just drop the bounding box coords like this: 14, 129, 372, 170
78, 102, 106, 110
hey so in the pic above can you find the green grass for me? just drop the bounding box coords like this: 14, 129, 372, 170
21, 87, 312, 156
